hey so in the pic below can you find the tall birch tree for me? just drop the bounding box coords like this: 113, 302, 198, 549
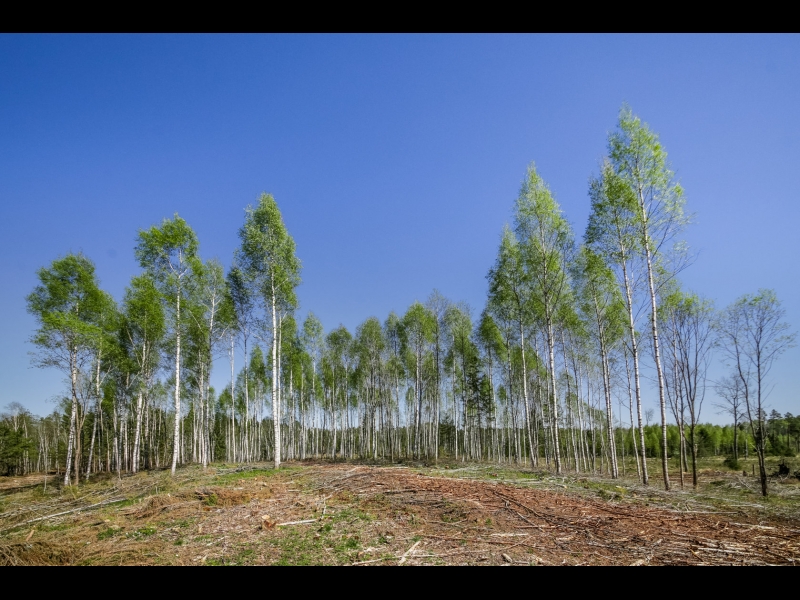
487, 227, 535, 467
514, 164, 575, 474
27, 253, 107, 485
120, 274, 164, 474
607, 107, 689, 489
587, 162, 650, 483
575, 247, 626, 478
237, 193, 301, 469
402, 302, 435, 459
135, 214, 199, 476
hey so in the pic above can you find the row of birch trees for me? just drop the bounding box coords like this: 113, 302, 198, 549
22, 107, 795, 495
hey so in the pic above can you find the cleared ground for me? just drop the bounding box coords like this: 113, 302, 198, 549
1, 459, 798, 565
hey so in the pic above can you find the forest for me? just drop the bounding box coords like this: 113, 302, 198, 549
3, 107, 797, 502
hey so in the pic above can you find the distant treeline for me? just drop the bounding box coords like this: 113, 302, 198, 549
2, 405, 799, 479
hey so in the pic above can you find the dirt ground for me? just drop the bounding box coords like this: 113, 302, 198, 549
1, 461, 798, 565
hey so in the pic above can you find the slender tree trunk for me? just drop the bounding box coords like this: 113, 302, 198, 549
171, 286, 182, 476
601, 351, 618, 478
620, 260, 648, 485
85, 355, 102, 478
643, 242, 670, 490
545, 321, 562, 474
518, 321, 536, 469
64, 347, 78, 486
132, 390, 144, 473
271, 288, 281, 469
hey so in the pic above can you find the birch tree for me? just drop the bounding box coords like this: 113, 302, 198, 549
476, 310, 503, 461
227, 266, 255, 462
325, 325, 352, 460
27, 253, 107, 485
355, 318, 385, 460
575, 247, 626, 478
237, 193, 301, 469
514, 163, 575, 474
402, 302, 435, 459
301, 313, 324, 460
714, 375, 745, 461
716, 290, 796, 496
426, 290, 450, 462
120, 274, 164, 473
487, 227, 536, 467
135, 214, 199, 476
444, 303, 473, 461
191, 259, 231, 467
660, 291, 714, 487
607, 107, 689, 489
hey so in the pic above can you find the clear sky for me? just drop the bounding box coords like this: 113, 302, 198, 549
1, 34, 798, 422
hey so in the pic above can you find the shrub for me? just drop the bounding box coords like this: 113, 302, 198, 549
723, 456, 742, 471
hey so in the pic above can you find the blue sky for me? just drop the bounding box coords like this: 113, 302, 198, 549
1, 34, 798, 421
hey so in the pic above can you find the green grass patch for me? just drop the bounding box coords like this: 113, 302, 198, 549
113, 497, 140, 509
272, 529, 326, 566
213, 466, 303, 485
330, 507, 374, 524
127, 526, 157, 539
39, 522, 71, 532
97, 526, 121, 540
171, 518, 195, 529
208, 545, 257, 566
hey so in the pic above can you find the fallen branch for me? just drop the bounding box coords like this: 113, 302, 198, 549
351, 555, 398, 566
277, 519, 317, 527
398, 540, 421, 565
0, 497, 127, 533
506, 507, 539, 527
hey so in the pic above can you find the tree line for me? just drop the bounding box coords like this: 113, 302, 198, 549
10, 107, 796, 496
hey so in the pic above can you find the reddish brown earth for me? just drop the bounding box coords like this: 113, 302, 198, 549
1, 463, 798, 565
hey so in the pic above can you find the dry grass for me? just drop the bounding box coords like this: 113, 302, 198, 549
0, 460, 798, 565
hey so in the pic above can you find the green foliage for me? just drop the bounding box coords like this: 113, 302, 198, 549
514, 163, 575, 325
723, 456, 742, 470
403, 302, 435, 354
26, 253, 109, 370
120, 273, 165, 385
574, 246, 627, 351
487, 227, 527, 328
135, 214, 199, 291
236, 192, 301, 311
608, 105, 689, 252
0, 421, 34, 476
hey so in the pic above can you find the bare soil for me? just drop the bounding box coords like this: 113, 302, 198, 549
1, 461, 798, 565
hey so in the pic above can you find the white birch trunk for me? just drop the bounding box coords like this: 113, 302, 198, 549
619, 258, 649, 484
170, 286, 181, 476
518, 321, 536, 469
132, 390, 144, 473
64, 347, 78, 486
271, 285, 281, 468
